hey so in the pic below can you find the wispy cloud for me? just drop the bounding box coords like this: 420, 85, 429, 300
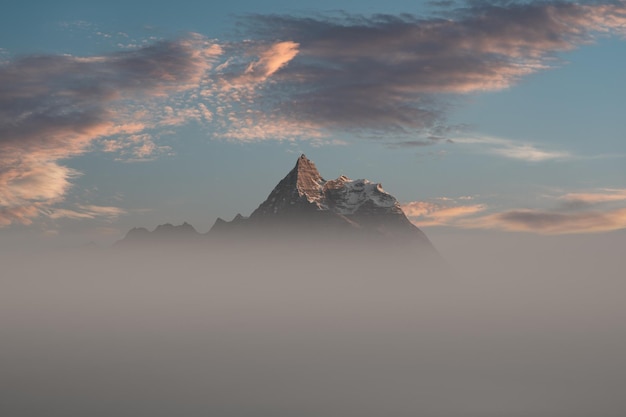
47, 205, 127, 221
101, 133, 173, 161
0, 34, 221, 226
225, 41, 300, 88
202, 41, 305, 141
456, 188, 626, 234
230, 1, 626, 139
465, 208, 626, 234
559, 188, 626, 206
402, 199, 486, 227
452, 136, 573, 161
405, 188, 626, 234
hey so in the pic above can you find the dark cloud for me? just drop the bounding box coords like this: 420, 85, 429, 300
486, 208, 626, 233
556, 199, 596, 211
0, 36, 218, 148
501, 210, 583, 229
463, 205, 626, 234
0, 35, 221, 226
229, 1, 626, 138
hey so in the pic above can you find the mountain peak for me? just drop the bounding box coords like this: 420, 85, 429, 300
250, 155, 326, 218
291, 154, 324, 202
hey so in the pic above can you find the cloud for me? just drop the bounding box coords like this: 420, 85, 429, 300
242, 41, 300, 84
220, 115, 325, 142
0, 205, 41, 227
405, 188, 626, 234
230, 1, 626, 138
47, 205, 127, 221
0, 34, 221, 226
0, 161, 79, 226
560, 188, 626, 206
102, 133, 173, 161
456, 188, 626, 234
195, 40, 306, 141
210, 41, 300, 97
466, 208, 626, 234
452, 135, 573, 161
402, 200, 486, 227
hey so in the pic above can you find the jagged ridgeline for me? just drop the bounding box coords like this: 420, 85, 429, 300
118, 155, 438, 258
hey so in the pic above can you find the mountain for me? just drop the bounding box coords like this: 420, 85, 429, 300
209, 155, 436, 252
117, 155, 437, 258
117, 222, 201, 245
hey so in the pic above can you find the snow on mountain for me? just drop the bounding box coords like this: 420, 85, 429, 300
249, 154, 403, 218
322, 176, 401, 215
211, 155, 436, 254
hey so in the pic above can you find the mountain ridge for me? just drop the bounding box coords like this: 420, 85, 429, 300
117, 154, 437, 257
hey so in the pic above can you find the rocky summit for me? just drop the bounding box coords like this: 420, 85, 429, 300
209, 155, 436, 252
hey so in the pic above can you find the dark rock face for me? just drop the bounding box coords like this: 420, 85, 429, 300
250, 154, 326, 218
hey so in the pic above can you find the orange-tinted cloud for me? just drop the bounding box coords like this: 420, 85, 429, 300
198, 40, 312, 141
405, 187, 626, 234
217, 41, 299, 90
0, 35, 221, 227
560, 189, 626, 206
452, 188, 626, 234
402, 200, 486, 227
48, 205, 127, 221
244, 41, 299, 82
465, 208, 626, 235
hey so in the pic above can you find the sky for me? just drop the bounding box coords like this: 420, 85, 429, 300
1, 0, 626, 248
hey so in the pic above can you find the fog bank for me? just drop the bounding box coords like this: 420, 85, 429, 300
2, 233, 625, 416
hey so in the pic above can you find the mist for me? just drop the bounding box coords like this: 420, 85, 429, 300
2, 232, 626, 417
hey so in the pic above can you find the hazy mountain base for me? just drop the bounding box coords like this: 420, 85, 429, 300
2, 238, 626, 417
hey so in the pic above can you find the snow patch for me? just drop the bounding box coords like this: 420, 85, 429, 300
323, 177, 399, 215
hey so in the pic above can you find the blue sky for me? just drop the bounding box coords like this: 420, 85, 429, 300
1, 0, 626, 246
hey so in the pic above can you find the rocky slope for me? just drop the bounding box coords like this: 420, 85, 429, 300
210, 155, 435, 251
